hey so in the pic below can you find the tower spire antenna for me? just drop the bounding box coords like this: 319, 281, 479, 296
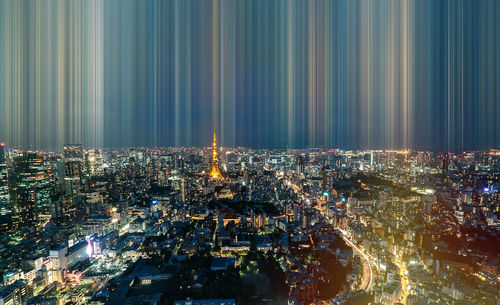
210, 129, 222, 179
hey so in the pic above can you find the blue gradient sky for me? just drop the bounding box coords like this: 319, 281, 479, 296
1, 0, 499, 152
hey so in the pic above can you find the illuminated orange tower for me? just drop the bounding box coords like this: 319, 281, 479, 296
210, 131, 222, 179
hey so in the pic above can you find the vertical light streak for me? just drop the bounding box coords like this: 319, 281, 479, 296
287, 1, 295, 148
360, 0, 372, 148
386, 1, 395, 149
211, 0, 219, 138
88, 0, 103, 148
308, 1, 316, 147
219, 1, 224, 145
0, 0, 498, 152
184, 0, 192, 146
401, 0, 411, 149
174, 0, 181, 146
323, 0, 330, 147
56, 0, 65, 147
35, 0, 41, 148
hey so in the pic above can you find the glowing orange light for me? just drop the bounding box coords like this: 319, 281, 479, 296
210, 131, 223, 179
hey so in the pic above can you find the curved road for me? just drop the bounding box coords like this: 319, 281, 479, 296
339, 230, 374, 291
285, 180, 374, 291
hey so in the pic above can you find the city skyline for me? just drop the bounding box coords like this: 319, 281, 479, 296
0, 143, 499, 304
1, 1, 500, 303
1, 0, 499, 152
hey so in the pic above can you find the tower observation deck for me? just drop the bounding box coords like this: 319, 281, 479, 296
210, 132, 222, 179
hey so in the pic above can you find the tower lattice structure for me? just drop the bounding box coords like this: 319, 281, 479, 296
210, 132, 222, 179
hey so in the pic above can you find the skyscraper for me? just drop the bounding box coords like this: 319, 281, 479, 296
0, 143, 10, 216
64, 144, 83, 196
296, 155, 305, 175
11, 152, 53, 232
0, 143, 13, 233
85, 149, 103, 176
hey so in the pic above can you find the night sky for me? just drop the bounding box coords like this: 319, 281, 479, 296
1, 0, 499, 152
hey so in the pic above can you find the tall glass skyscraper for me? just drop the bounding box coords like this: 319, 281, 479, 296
0, 144, 10, 216
11, 152, 53, 232
0, 144, 12, 233
64, 144, 83, 196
